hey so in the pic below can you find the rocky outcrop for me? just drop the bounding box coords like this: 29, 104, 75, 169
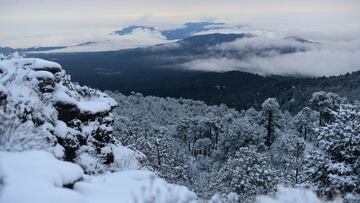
0, 58, 141, 173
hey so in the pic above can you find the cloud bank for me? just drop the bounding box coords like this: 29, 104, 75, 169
38, 28, 170, 53
181, 36, 360, 77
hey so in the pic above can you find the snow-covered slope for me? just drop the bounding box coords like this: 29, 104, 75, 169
0, 150, 196, 203
0, 150, 337, 203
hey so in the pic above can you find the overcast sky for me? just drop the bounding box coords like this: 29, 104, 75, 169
1, 0, 359, 47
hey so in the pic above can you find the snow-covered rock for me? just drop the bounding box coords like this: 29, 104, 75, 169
0, 57, 136, 173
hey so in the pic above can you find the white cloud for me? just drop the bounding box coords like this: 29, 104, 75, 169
1, 0, 359, 48
214, 36, 309, 51
247, 47, 360, 76
181, 36, 360, 77
181, 58, 249, 73
35, 28, 170, 53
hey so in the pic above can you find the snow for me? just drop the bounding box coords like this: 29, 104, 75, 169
0, 83, 7, 94
0, 150, 197, 203
52, 84, 117, 115
76, 153, 100, 173
0, 57, 200, 203
0, 58, 61, 72
0, 151, 85, 203
256, 186, 342, 203
111, 144, 146, 170
29, 70, 55, 80
78, 101, 112, 114
54, 120, 68, 138
0, 57, 119, 173
52, 84, 78, 105
53, 143, 65, 158
74, 170, 197, 203
94, 95, 118, 108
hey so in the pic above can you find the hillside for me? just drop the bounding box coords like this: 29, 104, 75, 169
0, 57, 196, 203
108, 90, 360, 201
25, 33, 360, 112
0, 56, 359, 202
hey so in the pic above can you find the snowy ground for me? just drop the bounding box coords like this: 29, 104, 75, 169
0, 151, 196, 203
0, 150, 344, 203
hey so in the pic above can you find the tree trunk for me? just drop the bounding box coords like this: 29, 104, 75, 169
265, 111, 273, 147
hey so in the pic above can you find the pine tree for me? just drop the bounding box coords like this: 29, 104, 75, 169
305, 103, 360, 199
211, 146, 282, 200
309, 91, 343, 126
261, 98, 282, 148
293, 107, 318, 141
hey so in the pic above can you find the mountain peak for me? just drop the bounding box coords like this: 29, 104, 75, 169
113, 25, 157, 36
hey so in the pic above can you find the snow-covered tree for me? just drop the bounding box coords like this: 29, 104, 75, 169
261, 98, 282, 148
209, 192, 238, 203
304, 103, 360, 199
309, 91, 343, 126
109, 90, 359, 201
218, 115, 266, 158
293, 107, 318, 141
270, 132, 305, 185
211, 146, 283, 201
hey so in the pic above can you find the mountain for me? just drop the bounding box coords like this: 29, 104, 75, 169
0, 46, 67, 54
0, 47, 15, 55
1, 22, 230, 55
161, 22, 226, 40
75, 41, 97, 46
12, 33, 354, 113
284, 36, 317, 44
26, 33, 273, 91
112, 22, 226, 40
113, 25, 156, 35
19, 46, 68, 52
124, 70, 360, 112
25, 33, 333, 111
28, 44, 360, 112
2, 22, 318, 54
179, 33, 252, 47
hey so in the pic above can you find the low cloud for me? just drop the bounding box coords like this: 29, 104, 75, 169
181, 36, 360, 77
214, 36, 309, 51
37, 28, 170, 53
182, 58, 249, 73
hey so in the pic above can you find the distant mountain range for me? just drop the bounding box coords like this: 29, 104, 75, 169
22, 32, 353, 113
113, 22, 226, 40
113, 25, 157, 36
0, 22, 231, 53
2, 30, 357, 112
1, 22, 315, 54
28, 33, 257, 89
0, 46, 67, 54
179, 33, 252, 46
